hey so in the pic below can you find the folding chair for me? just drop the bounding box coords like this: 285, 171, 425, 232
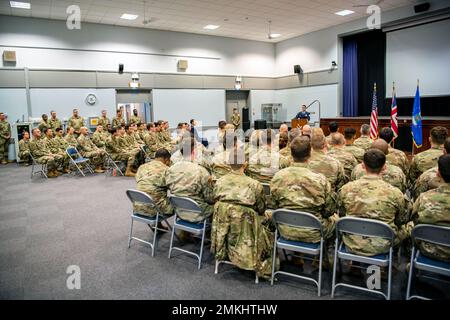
140, 144, 153, 163
30, 153, 48, 179
406, 224, 450, 300
66, 147, 94, 177
331, 217, 395, 300
104, 151, 124, 177
168, 195, 209, 270
270, 209, 325, 296
126, 189, 173, 257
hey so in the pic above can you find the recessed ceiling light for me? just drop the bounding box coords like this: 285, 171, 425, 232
121, 13, 139, 20
270, 33, 281, 38
204, 25, 220, 30
10, 1, 30, 9
335, 10, 355, 16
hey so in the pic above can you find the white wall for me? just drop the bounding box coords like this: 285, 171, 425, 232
0, 88, 28, 124
29, 88, 116, 120
0, 15, 275, 77
386, 19, 450, 97
152, 89, 225, 127
249, 90, 276, 121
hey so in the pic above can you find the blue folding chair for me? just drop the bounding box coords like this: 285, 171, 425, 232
168, 195, 209, 270
30, 153, 48, 179
331, 217, 395, 300
406, 224, 450, 300
270, 209, 325, 296
126, 189, 173, 257
66, 147, 93, 177
104, 151, 124, 177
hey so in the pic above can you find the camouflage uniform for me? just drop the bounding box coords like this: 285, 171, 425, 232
91, 131, 108, 149
97, 116, 110, 129
165, 159, 215, 222
387, 146, 409, 175
0, 119, 11, 162
38, 120, 50, 134
133, 131, 144, 145
327, 147, 358, 182
77, 134, 106, 167
338, 176, 409, 256
203, 149, 232, 180
144, 131, 159, 157
351, 163, 407, 193
344, 145, 364, 163
212, 170, 276, 277
64, 134, 78, 147
105, 135, 140, 168
270, 162, 338, 243
29, 137, 64, 171
53, 135, 69, 152
410, 184, 450, 262
309, 149, 346, 191
409, 146, 444, 183
112, 116, 125, 129
18, 139, 31, 163
246, 145, 290, 183
48, 118, 62, 131
231, 113, 241, 129
135, 160, 173, 217
129, 115, 141, 126
67, 116, 85, 134
43, 136, 69, 168
353, 135, 373, 151
411, 166, 444, 200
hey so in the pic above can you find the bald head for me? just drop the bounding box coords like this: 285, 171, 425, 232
371, 139, 389, 155
302, 125, 312, 137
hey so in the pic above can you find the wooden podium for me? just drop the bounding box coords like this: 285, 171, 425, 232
291, 118, 308, 129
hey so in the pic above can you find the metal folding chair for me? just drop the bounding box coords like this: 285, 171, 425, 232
66, 147, 94, 177
168, 195, 209, 269
270, 209, 325, 296
30, 153, 48, 179
406, 224, 450, 300
331, 217, 395, 300
126, 189, 173, 257
104, 151, 124, 177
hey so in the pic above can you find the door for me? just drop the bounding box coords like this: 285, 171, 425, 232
116, 90, 153, 124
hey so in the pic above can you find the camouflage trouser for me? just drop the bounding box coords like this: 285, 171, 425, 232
83, 150, 106, 167
36, 154, 63, 171
0, 137, 8, 161
133, 193, 174, 217
19, 150, 31, 163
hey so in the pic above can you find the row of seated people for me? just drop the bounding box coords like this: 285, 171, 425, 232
132, 129, 450, 278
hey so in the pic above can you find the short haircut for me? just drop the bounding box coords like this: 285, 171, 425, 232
330, 132, 345, 146
218, 120, 227, 129
430, 126, 448, 145
73, 109, 78, 112
445, 137, 450, 154
45, 128, 52, 134
311, 130, 326, 150
361, 124, 371, 135
438, 154, 450, 183
371, 139, 389, 155
329, 121, 339, 133
279, 132, 289, 149
32, 128, 39, 135
190, 119, 195, 125
379, 127, 394, 144
116, 109, 121, 114
55, 128, 63, 133
50, 110, 55, 114
155, 148, 171, 160
289, 128, 301, 142
42, 114, 47, 118
147, 123, 154, 130
344, 127, 356, 140
363, 149, 386, 174
290, 136, 311, 162
110, 128, 117, 135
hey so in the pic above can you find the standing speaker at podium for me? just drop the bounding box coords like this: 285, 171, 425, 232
294, 104, 310, 121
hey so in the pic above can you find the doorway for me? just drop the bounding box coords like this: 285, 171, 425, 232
116, 90, 153, 124
225, 90, 250, 129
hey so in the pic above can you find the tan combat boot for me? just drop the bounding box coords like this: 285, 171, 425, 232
94, 166, 105, 173
125, 163, 136, 177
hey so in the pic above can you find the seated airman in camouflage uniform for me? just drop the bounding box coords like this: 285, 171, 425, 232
29, 128, 64, 178
343, 127, 365, 163
106, 127, 140, 177
77, 127, 106, 173
351, 139, 406, 193
379, 127, 410, 175
338, 149, 409, 256
211, 149, 277, 278
64, 127, 78, 147
409, 126, 447, 184
327, 132, 358, 181
18, 131, 32, 165
408, 154, 450, 262
353, 124, 373, 151
91, 125, 109, 149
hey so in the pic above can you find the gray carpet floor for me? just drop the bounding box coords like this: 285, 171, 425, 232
0, 163, 448, 300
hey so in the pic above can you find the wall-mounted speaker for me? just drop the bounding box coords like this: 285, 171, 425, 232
254, 119, 267, 130
118, 64, 124, 74
294, 64, 303, 74
414, 2, 430, 13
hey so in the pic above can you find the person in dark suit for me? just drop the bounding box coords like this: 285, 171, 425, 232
295, 104, 310, 121
190, 119, 209, 148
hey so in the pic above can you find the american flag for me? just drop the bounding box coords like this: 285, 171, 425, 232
390, 84, 398, 140
370, 83, 378, 139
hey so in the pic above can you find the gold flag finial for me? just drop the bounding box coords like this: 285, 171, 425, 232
374, 82, 377, 90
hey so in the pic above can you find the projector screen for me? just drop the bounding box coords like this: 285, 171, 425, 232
386, 19, 450, 98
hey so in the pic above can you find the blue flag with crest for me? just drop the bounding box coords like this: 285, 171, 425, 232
411, 84, 422, 148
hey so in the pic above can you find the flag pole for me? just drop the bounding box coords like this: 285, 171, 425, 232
392, 81, 395, 148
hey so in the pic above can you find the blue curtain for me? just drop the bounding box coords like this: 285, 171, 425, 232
343, 40, 358, 117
